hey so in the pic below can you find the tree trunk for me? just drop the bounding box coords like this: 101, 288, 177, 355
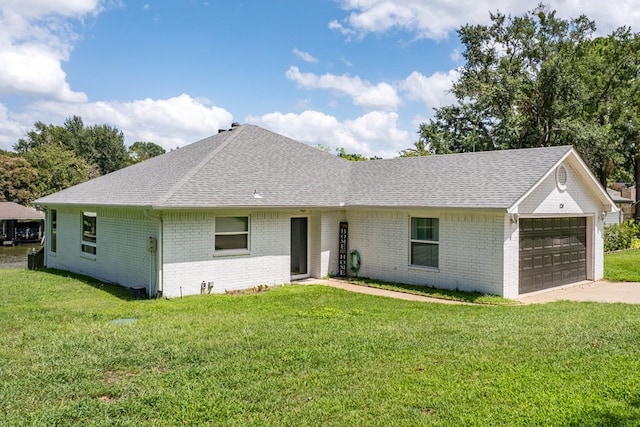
600, 168, 607, 188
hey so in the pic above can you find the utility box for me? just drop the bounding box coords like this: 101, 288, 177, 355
147, 237, 157, 253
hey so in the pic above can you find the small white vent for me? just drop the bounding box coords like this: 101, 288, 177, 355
556, 165, 568, 191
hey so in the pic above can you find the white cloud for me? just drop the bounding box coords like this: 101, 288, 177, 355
331, 0, 640, 40
3, 94, 234, 151
0, 103, 30, 150
247, 110, 411, 158
286, 66, 401, 111
449, 48, 461, 62
0, 0, 104, 103
292, 48, 319, 63
1, 0, 103, 18
399, 69, 459, 110
340, 56, 353, 67
0, 45, 87, 103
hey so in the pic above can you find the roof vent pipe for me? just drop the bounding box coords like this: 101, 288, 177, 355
231, 122, 240, 128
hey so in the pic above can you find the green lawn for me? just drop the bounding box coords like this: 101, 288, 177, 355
604, 249, 640, 282
1, 269, 640, 426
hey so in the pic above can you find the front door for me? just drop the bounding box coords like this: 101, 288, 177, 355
291, 217, 309, 279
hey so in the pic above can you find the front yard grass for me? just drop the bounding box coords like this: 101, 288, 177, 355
604, 249, 640, 282
1, 268, 640, 426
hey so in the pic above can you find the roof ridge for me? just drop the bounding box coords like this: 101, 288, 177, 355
153, 126, 246, 206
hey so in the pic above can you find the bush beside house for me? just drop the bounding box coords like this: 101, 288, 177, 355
604, 220, 640, 252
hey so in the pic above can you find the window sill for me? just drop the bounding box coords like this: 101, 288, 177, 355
214, 249, 250, 257
80, 253, 97, 261
409, 264, 440, 273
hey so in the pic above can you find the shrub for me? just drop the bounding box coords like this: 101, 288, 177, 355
604, 220, 640, 252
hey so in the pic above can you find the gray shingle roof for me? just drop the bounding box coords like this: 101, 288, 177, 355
35, 125, 351, 208
35, 124, 574, 210
0, 202, 44, 220
347, 145, 573, 208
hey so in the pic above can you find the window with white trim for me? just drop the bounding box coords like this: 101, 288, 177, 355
410, 217, 439, 268
51, 209, 57, 253
215, 217, 249, 251
81, 212, 97, 255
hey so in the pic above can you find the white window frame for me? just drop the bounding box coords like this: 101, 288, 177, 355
214, 216, 250, 256
81, 211, 97, 257
409, 217, 439, 269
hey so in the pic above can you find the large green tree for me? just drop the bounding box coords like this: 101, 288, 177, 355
22, 144, 98, 198
14, 116, 130, 175
0, 152, 39, 206
128, 141, 166, 163
413, 5, 639, 192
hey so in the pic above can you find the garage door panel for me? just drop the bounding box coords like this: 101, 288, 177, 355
519, 217, 587, 294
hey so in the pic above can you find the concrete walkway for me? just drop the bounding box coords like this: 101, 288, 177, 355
297, 278, 640, 305
296, 278, 471, 305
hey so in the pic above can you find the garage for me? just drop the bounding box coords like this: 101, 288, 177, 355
519, 217, 587, 294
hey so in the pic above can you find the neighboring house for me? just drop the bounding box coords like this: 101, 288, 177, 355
35, 124, 616, 298
0, 202, 45, 246
620, 185, 637, 221
605, 188, 633, 226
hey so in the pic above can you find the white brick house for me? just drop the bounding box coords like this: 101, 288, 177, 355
35, 124, 615, 298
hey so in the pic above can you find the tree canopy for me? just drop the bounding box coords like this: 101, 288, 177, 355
14, 116, 130, 175
0, 153, 39, 206
128, 141, 166, 163
6, 116, 166, 205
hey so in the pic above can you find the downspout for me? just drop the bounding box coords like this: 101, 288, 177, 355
143, 209, 163, 297
41, 206, 48, 268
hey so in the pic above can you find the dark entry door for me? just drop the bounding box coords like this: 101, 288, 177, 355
291, 217, 308, 279
519, 217, 587, 294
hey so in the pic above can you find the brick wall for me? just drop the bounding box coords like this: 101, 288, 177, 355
45, 206, 157, 291
345, 209, 506, 296
162, 210, 291, 297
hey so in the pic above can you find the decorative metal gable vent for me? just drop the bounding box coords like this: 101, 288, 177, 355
556, 165, 568, 191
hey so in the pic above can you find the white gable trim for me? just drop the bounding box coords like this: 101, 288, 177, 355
507, 148, 617, 214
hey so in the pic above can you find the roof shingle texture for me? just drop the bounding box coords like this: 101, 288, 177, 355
36, 125, 572, 210
0, 202, 44, 220
347, 146, 572, 208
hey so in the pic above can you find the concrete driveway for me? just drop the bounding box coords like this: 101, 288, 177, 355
517, 280, 640, 304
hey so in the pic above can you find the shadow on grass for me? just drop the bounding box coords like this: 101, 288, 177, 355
40, 268, 138, 301
345, 277, 517, 305
570, 406, 640, 427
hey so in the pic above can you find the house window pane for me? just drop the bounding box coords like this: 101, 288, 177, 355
81, 244, 97, 255
411, 242, 438, 268
411, 217, 439, 241
216, 217, 248, 233
410, 217, 439, 268
215, 216, 249, 251
51, 210, 57, 253
82, 212, 97, 255
215, 234, 248, 251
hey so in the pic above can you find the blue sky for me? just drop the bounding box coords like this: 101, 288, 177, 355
0, 1, 637, 158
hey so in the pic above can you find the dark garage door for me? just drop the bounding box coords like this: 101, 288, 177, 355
519, 217, 587, 294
